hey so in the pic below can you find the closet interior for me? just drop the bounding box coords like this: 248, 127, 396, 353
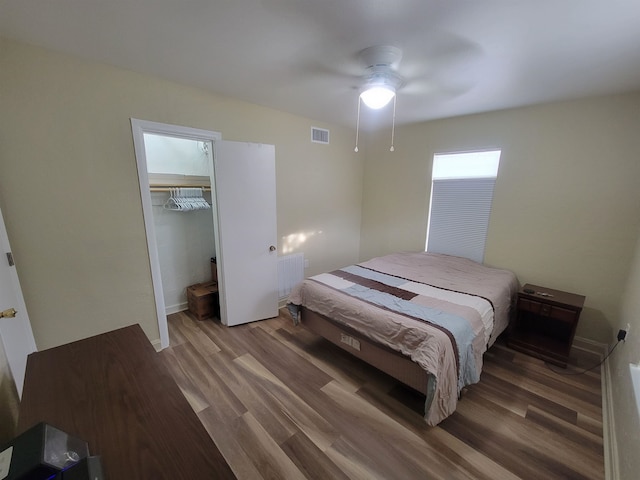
144, 133, 218, 318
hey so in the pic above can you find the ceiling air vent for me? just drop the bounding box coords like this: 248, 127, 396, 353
311, 127, 330, 144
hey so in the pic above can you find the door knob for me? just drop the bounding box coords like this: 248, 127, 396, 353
269, 245, 276, 252
0, 308, 17, 318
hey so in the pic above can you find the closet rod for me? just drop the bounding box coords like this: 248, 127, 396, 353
150, 186, 211, 192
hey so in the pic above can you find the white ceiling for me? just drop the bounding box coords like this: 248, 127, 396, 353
2, 0, 640, 129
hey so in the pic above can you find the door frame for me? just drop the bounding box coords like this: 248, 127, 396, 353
131, 119, 222, 349
0, 205, 37, 397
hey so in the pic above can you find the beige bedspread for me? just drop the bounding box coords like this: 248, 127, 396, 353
287, 252, 519, 425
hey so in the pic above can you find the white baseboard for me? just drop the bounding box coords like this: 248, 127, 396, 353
165, 302, 188, 315
151, 338, 163, 352
572, 335, 606, 354
573, 336, 618, 480
278, 298, 289, 309
603, 351, 619, 480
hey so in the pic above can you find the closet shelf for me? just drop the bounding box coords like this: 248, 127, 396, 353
150, 185, 211, 192
148, 173, 211, 192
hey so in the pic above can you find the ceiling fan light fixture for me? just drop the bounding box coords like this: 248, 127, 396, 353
354, 46, 404, 153
360, 84, 396, 109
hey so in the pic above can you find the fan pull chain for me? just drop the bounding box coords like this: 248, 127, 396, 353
354, 96, 361, 153
390, 95, 397, 152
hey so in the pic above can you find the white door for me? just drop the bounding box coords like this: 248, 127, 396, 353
0, 206, 37, 397
214, 141, 278, 326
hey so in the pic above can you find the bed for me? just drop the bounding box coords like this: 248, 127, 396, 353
287, 252, 519, 425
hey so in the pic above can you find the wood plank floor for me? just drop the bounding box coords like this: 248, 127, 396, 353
161, 310, 604, 480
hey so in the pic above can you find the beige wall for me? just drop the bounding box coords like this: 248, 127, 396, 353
0, 38, 363, 349
611, 231, 640, 479
361, 93, 640, 344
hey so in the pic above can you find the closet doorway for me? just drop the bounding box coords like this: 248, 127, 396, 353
131, 119, 279, 349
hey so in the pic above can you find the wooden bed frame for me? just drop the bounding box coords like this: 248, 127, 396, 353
300, 306, 429, 395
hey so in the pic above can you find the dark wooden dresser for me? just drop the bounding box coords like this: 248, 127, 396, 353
18, 324, 236, 479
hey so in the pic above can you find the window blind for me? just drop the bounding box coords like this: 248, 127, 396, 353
426, 177, 496, 264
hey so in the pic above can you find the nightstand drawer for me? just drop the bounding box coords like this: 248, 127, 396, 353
517, 298, 577, 323
518, 298, 542, 314
518, 298, 541, 313
546, 305, 578, 323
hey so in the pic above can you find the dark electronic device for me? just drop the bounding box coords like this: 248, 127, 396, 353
523, 288, 535, 294
0, 423, 89, 480
55, 456, 104, 480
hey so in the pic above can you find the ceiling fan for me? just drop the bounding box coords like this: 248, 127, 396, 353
351, 41, 478, 151
354, 45, 405, 152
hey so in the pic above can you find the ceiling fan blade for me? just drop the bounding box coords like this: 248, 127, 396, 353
394, 32, 483, 99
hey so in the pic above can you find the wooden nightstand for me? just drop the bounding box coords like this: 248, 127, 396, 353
508, 284, 585, 367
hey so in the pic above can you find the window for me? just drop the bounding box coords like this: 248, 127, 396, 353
425, 150, 501, 263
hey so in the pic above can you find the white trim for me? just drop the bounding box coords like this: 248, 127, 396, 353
0, 206, 37, 397
151, 339, 163, 352
572, 336, 617, 480
602, 344, 619, 480
130, 119, 221, 350
165, 303, 188, 316
603, 357, 618, 480
433, 147, 504, 157
571, 335, 607, 354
